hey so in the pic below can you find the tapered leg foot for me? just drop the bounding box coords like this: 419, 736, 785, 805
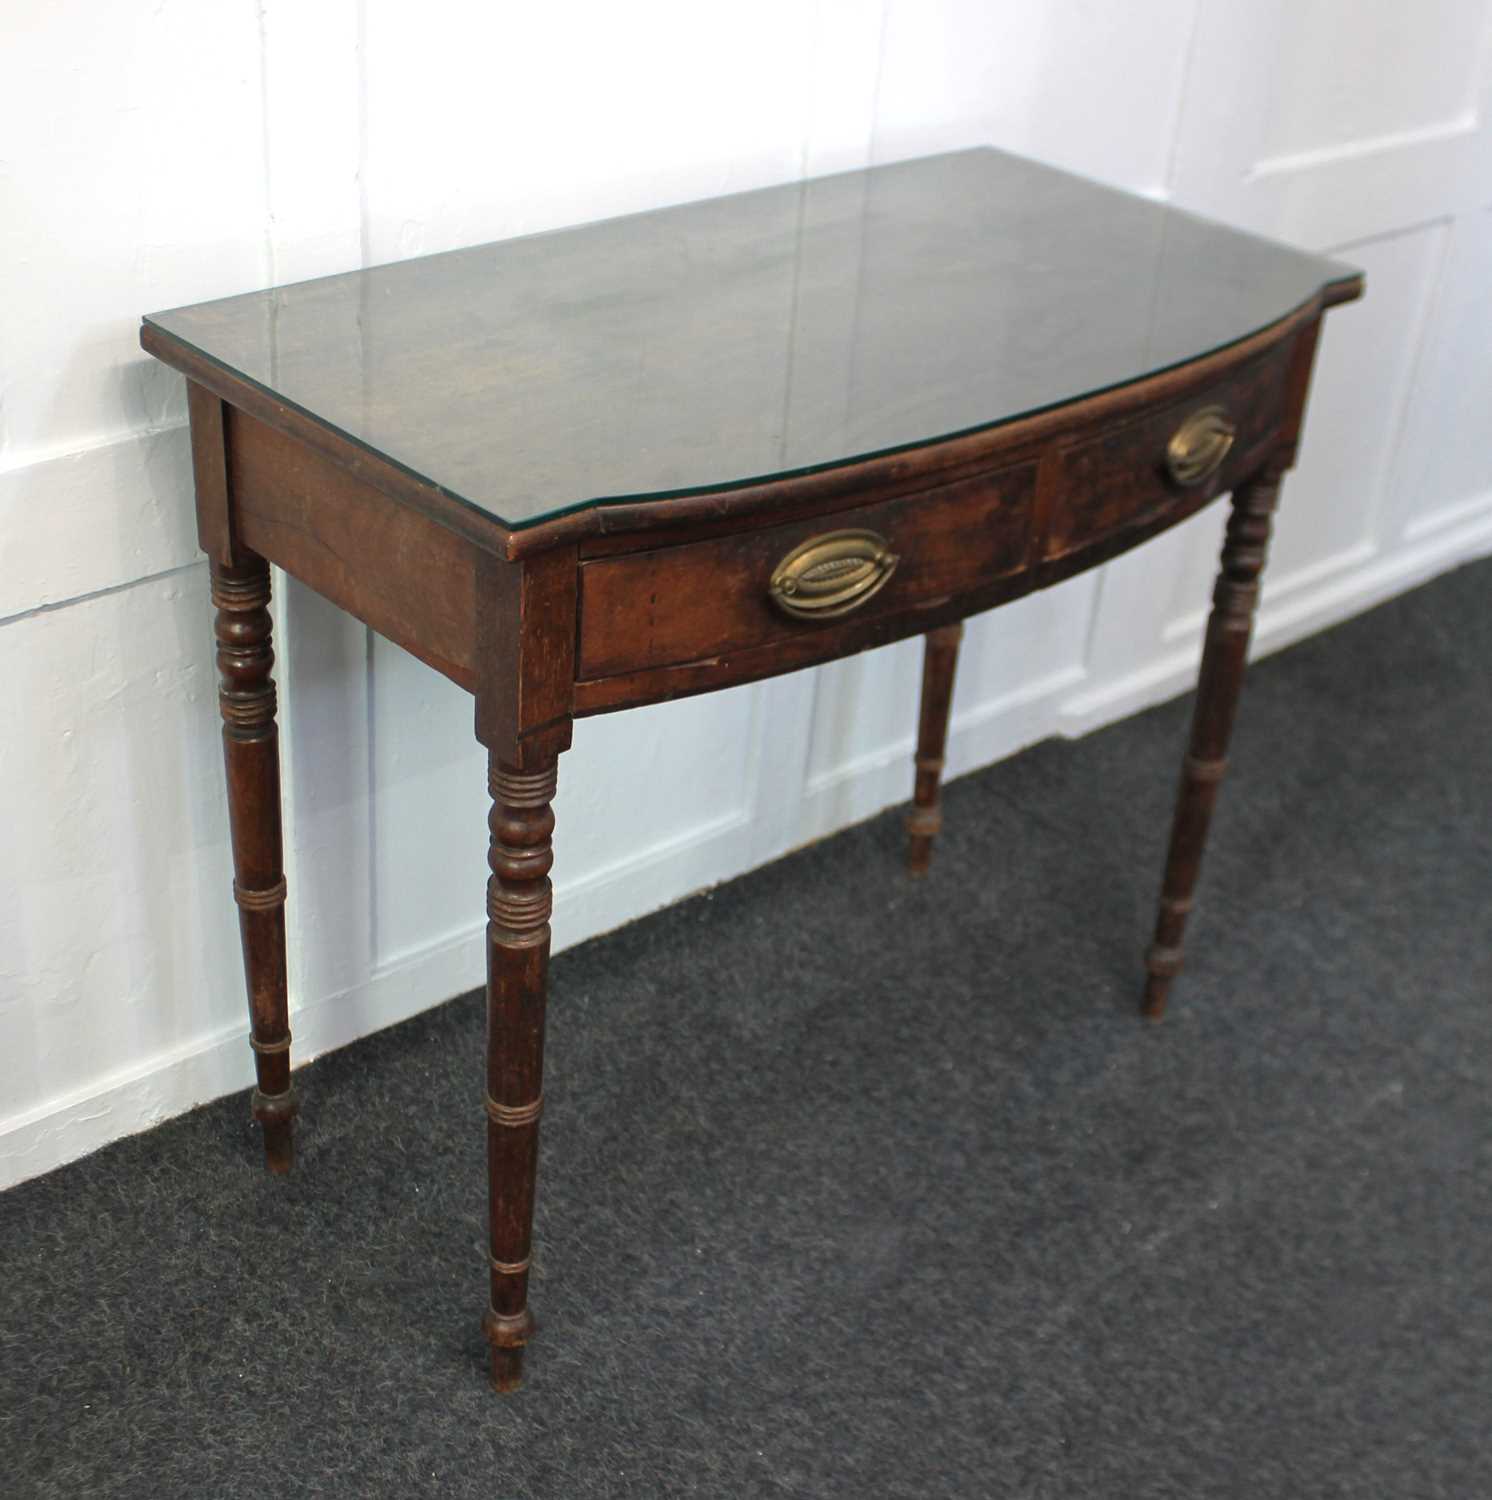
490, 1348, 524, 1394
483, 1307, 536, 1393
254, 1091, 296, 1174
1140, 970, 1174, 1022
1142, 468, 1283, 1019
907, 622, 963, 876
480, 756, 558, 1393
212, 557, 298, 1170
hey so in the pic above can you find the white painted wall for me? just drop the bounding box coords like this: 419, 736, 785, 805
4, 1, 1490, 1189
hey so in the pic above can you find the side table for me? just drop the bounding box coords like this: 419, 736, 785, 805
142, 148, 1363, 1391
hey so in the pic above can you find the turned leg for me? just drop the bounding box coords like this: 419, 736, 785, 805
481, 754, 558, 1392
907, 622, 964, 875
211, 557, 297, 1171
1143, 468, 1283, 1019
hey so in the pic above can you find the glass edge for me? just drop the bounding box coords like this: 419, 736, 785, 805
143, 276, 1354, 534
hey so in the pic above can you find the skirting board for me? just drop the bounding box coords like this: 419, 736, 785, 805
4, 496, 1490, 1191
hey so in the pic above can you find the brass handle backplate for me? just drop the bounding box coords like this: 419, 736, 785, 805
768, 529, 899, 620
1166, 405, 1236, 487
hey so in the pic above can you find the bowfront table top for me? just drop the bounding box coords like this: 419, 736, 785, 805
145, 148, 1358, 532
141, 147, 1362, 1396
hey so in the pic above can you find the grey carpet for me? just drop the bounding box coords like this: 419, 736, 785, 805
3, 557, 1489, 1499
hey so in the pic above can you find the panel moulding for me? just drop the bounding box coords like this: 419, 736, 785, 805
1252, 115, 1480, 181
805, 662, 1086, 799
1406, 486, 1492, 542
1062, 492, 1492, 735
369, 802, 755, 980
795, 662, 1088, 847
1161, 540, 1376, 646
0, 424, 198, 623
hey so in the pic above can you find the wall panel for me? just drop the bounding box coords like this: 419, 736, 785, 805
1393, 207, 1492, 538
1271, 225, 1449, 576
0, 0, 268, 458
0, 571, 244, 1179
1261, 0, 1486, 161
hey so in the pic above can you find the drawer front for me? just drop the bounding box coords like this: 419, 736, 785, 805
1044, 340, 1292, 561
578, 463, 1037, 679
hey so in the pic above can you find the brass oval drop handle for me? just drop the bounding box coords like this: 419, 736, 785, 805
1166, 405, 1237, 487
768, 529, 899, 621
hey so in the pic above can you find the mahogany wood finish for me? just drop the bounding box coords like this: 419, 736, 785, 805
470, 545, 575, 1391
144, 149, 1362, 1396
1042, 338, 1291, 564
907, 624, 964, 876
481, 755, 559, 1392
229, 407, 479, 690
578, 466, 1033, 679
567, 314, 1315, 715
1142, 467, 1283, 1019
210, 556, 297, 1173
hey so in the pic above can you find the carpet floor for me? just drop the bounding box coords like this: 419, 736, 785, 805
3, 557, 1489, 1499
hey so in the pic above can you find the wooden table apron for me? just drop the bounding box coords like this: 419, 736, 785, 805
143, 281, 1358, 1393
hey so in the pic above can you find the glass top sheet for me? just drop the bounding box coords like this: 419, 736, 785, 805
145, 148, 1357, 530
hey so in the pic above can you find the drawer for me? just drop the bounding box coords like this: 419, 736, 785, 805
578, 463, 1037, 679
1044, 340, 1292, 561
